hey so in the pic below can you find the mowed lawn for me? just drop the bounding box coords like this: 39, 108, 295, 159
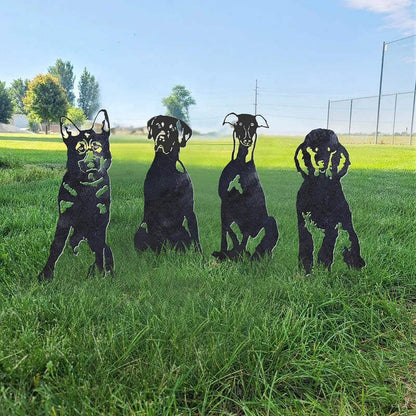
0, 133, 415, 415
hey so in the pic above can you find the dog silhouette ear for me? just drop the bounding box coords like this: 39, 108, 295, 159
60, 116, 80, 140
177, 119, 192, 147
297, 130, 322, 177
147, 116, 158, 139
331, 144, 350, 179
294, 143, 310, 178
255, 114, 269, 128
92, 109, 110, 134
223, 112, 239, 126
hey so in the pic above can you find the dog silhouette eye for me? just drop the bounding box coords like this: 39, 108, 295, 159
327, 147, 331, 151
91, 141, 102, 153
75, 142, 87, 154
250, 123, 255, 126
238, 122, 243, 126
315, 147, 318, 152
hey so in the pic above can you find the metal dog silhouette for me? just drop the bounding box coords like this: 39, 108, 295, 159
295, 128, 365, 273
212, 113, 278, 261
134, 115, 201, 253
38, 109, 114, 281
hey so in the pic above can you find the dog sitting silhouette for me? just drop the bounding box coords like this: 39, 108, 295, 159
134, 115, 200, 252
295, 128, 365, 273
38, 110, 114, 281
212, 113, 278, 261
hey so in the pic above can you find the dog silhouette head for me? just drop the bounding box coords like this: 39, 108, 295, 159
223, 113, 268, 147
295, 128, 350, 180
61, 109, 111, 182
147, 115, 192, 155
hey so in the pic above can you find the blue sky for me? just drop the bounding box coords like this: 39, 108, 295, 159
1, 0, 415, 134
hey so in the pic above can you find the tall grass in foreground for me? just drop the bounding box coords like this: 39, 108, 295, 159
0, 134, 415, 415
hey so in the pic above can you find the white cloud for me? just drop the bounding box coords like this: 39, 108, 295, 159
344, 0, 416, 34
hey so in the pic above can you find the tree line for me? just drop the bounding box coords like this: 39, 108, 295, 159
0, 59, 100, 133
1, 60, 197, 133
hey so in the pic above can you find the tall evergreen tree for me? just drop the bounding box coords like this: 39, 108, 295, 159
0, 81, 14, 124
48, 59, 75, 105
77, 68, 100, 119
9, 78, 29, 114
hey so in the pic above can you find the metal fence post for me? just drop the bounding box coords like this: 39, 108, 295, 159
348, 99, 353, 136
375, 41, 386, 144
392, 93, 398, 144
410, 80, 416, 145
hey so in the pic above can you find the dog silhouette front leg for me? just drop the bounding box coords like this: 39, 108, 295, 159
104, 245, 114, 277
341, 215, 365, 269
186, 211, 201, 252
38, 220, 71, 281
87, 237, 105, 278
213, 222, 239, 260
220, 224, 228, 253
298, 212, 314, 273
227, 224, 241, 251
222, 224, 246, 260
317, 227, 338, 270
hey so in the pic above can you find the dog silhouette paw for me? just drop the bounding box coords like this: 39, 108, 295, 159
38, 268, 54, 282
343, 247, 366, 269
105, 267, 115, 278
212, 251, 227, 261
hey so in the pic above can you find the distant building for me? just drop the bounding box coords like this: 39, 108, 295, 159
12, 114, 29, 129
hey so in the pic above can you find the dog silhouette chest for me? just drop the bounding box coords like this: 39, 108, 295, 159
297, 176, 347, 229
144, 155, 193, 232
220, 159, 268, 224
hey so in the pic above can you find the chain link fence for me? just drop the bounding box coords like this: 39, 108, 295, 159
327, 91, 414, 144
327, 35, 415, 145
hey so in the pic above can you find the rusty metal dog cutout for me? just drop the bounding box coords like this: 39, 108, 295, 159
38, 109, 114, 281
213, 113, 278, 261
134, 115, 200, 253
295, 128, 365, 273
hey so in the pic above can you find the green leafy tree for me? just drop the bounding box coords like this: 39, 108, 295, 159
78, 68, 100, 119
24, 74, 69, 134
9, 78, 29, 114
67, 106, 86, 127
48, 59, 75, 105
162, 85, 196, 123
0, 81, 14, 124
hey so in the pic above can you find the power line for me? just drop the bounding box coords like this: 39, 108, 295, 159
385, 34, 416, 45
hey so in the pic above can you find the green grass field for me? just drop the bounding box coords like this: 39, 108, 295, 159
0, 133, 415, 415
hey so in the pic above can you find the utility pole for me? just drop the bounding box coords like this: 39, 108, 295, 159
348, 99, 353, 136
326, 100, 331, 129
254, 79, 258, 115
